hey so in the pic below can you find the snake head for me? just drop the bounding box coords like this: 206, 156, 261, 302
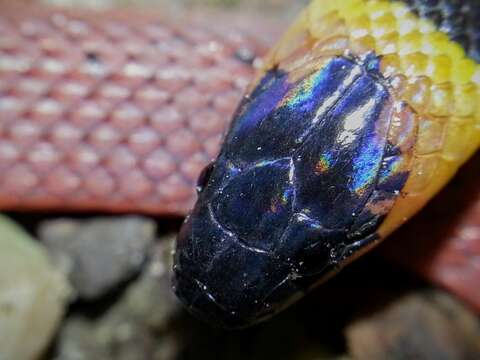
173, 158, 342, 328
173, 54, 412, 328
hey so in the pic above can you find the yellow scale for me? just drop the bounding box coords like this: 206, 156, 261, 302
251, 0, 480, 251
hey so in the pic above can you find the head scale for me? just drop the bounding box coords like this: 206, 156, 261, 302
173, 54, 410, 328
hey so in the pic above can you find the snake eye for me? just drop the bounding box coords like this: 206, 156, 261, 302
196, 162, 215, 194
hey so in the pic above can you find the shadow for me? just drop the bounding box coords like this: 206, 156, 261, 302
380, 152, 480, 274
171, 253, 426, 360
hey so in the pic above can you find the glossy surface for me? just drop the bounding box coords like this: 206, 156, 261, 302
281, 0, 480, 240
174, 0, 480, 328
173, 54, 410, 328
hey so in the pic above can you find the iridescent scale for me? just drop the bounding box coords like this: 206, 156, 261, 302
270, 0, 480, 237
173, 0, 480, 328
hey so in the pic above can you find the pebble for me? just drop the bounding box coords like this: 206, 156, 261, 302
39, 216, 156, 300
345, 290, 480, 360
0, 215, 71, 360
53, 235, 182, 360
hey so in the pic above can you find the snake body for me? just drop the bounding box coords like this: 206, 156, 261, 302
173, 0, 480, 328
0, 3, 264, 214
0, 1, 479, 328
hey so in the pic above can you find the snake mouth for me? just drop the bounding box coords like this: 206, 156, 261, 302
172, 270, 231, 327
172, 268, 262, 329
172, 202, 309, 329
172, 258, 307, 329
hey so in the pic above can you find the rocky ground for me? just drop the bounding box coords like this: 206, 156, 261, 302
1, 1, 480, 360
1, 211, 479, 360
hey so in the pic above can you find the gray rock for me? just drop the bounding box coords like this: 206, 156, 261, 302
40, 216, 156, 300
56, 316, 180, 360
112, 237, 180, 330
345, 290, 480, 360
54, 235, 182, 360
0, 215, 71, 360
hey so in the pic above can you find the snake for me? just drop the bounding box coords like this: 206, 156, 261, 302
0, 0, 479, 328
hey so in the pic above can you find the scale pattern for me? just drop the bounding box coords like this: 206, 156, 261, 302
268, 0, 480, 238
174, 54, 414, 328
0, 4, 264, 214
401, 0, 480, 62
173, 0, 480, 327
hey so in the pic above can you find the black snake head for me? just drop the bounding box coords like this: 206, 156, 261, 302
173, 158, 344, 328
173, 55, 410, 328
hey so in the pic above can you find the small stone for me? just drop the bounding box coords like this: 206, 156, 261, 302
39, 216, 156, 300
0, 215, 70, 360
345, 290, 480, 360
54, 235, 182, 360
115, 237, 180, 330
